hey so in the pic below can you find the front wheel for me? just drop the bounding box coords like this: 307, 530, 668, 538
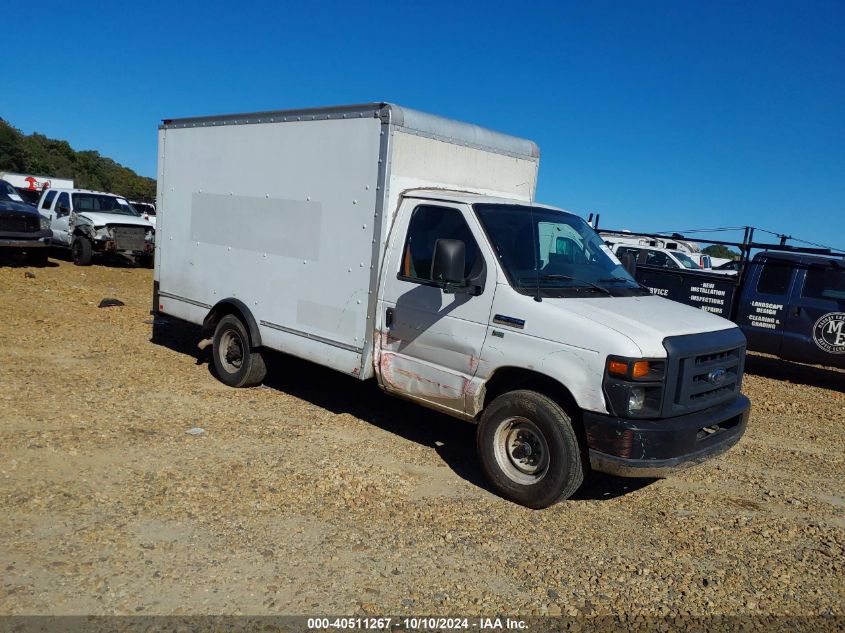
71, 236, 92, 266
212, 314, 267, 387
477, 390, 584, 508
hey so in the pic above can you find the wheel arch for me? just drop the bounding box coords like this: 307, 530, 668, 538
479, 366, 589, 457
481, 366, 581, 417
203, 298, 262, 347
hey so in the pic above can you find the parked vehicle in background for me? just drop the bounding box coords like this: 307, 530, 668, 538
601, 230, 727, 270
611, 243, 704, 270
130, 201, 157, 227
37, 188, 155, 267
0, 179, 52, 264
736, 252, 845, 368
154, 102, 750, 508
0, 172, 74, 207
611, 228, 845, 369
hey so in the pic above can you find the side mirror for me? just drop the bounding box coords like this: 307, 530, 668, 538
431, 239, 466, 289
620, 251, 637, 277
56, 205, 69, 216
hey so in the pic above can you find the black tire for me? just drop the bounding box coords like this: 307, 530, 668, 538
477, 390, 584, 509
137, 254, 154, 269
26, 250, 49, 266
71, 236, 93, 266
212, 314, 267, 387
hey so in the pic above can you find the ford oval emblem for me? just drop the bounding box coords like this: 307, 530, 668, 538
707, 368, 728, 385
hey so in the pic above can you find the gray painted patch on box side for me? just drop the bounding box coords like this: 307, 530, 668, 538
296, 300, 357, 339
190, 192, 321, 260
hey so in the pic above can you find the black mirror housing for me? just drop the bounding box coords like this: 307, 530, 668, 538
431, 239, 466, 287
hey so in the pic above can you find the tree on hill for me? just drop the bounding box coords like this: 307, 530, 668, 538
0, 118, 155, 200
703, 244, 741, 260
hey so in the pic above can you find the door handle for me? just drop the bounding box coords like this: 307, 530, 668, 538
385, 307, 394, 329
791, 306, 801, 317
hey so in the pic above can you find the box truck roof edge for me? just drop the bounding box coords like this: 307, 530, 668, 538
159, 102, 540, 160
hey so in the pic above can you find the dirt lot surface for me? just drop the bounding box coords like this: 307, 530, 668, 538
1, 259, 844, 623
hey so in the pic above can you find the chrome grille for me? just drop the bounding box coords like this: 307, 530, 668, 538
111, 226, 146, 251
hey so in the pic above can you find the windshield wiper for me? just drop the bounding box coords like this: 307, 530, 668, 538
599, 276, 651, 292
528, 274, 612, 296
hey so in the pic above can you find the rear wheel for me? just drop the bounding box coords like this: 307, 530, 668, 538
71, 236, 92, 266
477, 390, 584, 508
212, 314, 267, 387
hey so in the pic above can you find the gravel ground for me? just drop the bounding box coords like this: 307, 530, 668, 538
1, 258, 843, 624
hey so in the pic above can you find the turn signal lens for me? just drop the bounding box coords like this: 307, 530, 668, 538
632, 361, 650, 379
607, 360, 628, 376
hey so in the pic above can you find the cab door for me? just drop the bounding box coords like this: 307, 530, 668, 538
52, 192, 72, 245
39, 191, 58, 238
736, 257, 794, 356
377, 200, 495, 416
781, 261, 845, 368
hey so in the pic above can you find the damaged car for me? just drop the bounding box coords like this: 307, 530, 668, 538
37, 188, 155, 266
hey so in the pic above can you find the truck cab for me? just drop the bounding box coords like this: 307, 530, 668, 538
376, 190, 750, 506
737, 252, 845, 368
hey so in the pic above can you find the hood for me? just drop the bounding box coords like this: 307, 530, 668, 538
0, 199, 42, 218
76, 211, 154, 229
547, 294, 737, 357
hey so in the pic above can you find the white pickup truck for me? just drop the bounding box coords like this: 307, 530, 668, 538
37, 188, 155, 266
154, 103, 751, 508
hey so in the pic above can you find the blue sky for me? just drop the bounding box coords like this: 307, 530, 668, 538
4, 0, 843, 250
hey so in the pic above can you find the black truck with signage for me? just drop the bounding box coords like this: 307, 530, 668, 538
610, 230, 845, 370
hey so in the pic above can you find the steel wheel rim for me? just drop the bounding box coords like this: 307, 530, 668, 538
492, 416, 550, 485
219, 330, 244, 373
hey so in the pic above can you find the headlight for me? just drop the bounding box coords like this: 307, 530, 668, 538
39, 216, 50, 230
628, 387, 646, 412
145, 229, 155, 243
604, 356, 665, 418
94, 226, 112, 240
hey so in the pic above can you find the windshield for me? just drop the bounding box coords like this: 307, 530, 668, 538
674, 252, 700, 269
72, 193, 139, 216
474, 204, 649, 298
0, 180, 24, 203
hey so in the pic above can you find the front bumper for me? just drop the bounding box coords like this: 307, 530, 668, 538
0, 229, 52, 248
94, 239, 154, 255
585, 395, 750, 478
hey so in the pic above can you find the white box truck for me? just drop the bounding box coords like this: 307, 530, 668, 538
0, 172, 75, 206
154, 103, 750, 508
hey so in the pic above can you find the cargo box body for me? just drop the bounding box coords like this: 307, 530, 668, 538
155, 103, 539, 378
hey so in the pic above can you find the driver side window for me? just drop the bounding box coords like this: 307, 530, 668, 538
56, 192, 70, 213
646, 250, 676, 268
399, 205, 479, 283
41, 190, 57, 211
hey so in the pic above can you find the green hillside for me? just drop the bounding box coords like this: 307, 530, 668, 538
0, 118, 155, 200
